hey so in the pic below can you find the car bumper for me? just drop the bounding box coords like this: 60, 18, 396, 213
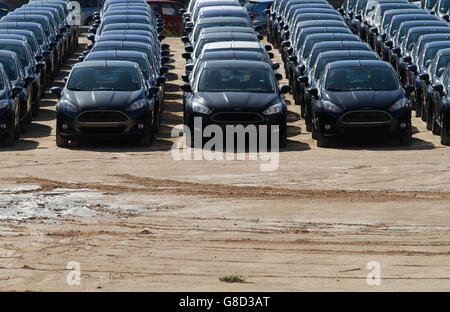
57, 109, 152, 137
316, 109, 411, 137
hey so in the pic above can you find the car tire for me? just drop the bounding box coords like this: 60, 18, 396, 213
316, 123, 328, 148
2, 128, 16, 147
441, 115, 450, 146
56, 132, 68, 148
139, 117, 154, 147
399, 127, 412, 146
426, 106, 433, 130
279, 122, 287, 149
432, 110, 440, 135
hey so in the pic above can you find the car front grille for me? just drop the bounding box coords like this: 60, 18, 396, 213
340, 110, 392, 125
211, 112, 264, 124
77, 111, 128, 123
78, 126, 127, 134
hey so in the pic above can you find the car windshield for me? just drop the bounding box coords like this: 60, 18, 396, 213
198, 68, 276, 93
68, 67, 141, 91
315, 56, 378, 78
436, 55, 450, 77
439, 0, 450, 13
325, 66, 399, 91
0, 45, 29, 67
0, 57, 18, 81
424, 46, 450, 67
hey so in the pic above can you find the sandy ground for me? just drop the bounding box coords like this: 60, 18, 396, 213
0, 36, 449, 291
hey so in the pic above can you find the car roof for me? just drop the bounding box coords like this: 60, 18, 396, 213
93, 41, 151, 48
200, 32, 256, 39
86, 51, 148, 59
199, 6, 246, 12
196, 16, 251, 24
200, 26, 255, 33
317, 50, 379, 58
424, 40, 450, 48
0, 21, 42, 28
392, 14, 437, 20
0, 38, 27, 46
202, 50, 264, 59
203, 60, 270, 69
0, 50, 17, 58
407, 26, 450, 33
103, 15, 151, 22
328, 60, 392, 69
305, 33, 359, 39
312, 41, 370, 48
204, 41, 262, 49
437, 48, 450, 56
73, 60, 140, 69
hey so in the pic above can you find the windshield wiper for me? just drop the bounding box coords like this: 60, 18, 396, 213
327, 88, 347, 91
68, 87, 84, 91
92, 87, 115, 91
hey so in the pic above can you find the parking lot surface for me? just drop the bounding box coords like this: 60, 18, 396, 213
0, 37, 449, 291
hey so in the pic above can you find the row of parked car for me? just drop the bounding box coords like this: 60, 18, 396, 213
0, 0, 78, 146
179, 0, 292, 147
267, 0, 450, 146
51, 0, 171, 147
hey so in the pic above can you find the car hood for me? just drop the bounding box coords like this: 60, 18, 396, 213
194, 92, 280, 112
322, 89, 404, 111
65, 90, 142, 110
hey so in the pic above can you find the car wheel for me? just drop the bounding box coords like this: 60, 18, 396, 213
441, 115, 450, 145
2, 129, 16, 147
426, 105, 433, 130
315, 122, 328, 147
415, 96, 422, 117
432, 110, 440, 135
139, 117, 154, 147
399, 126, 412, 146
305, 105, 312, 133
153, 106, 160, 134
421, 98, 427, 121
56, 131, 68, 147
279, 121, 287, 149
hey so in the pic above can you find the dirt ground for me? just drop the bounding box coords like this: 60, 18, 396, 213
0, 36, 449, 291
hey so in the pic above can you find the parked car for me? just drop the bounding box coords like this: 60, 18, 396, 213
308, 60, 414, 147
0, 63, 22, 146
51, 60, 159, 147
181, 60, 291, 147
430, 65, 450, 144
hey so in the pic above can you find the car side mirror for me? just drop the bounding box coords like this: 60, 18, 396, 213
87, 34, 95, 42
258, 34, 264, 40
407, 64, 417, 74
381, 33, 387, 41
370, 27, 378, 35
180, 84, 192, 92
393, 47, 401, 55
430, 10, 435, 15
185, 21, 193, 28
264, 44, 272, 52
12, 86, 23, 97
268, 52, 274, 59
405, 85, 416, 96
185, 64, 194, 72
50, 86, 61, 98
285, 30, 290, 38
161, 50, 170, 57
179, 8, 186, 14
185, 45, 193, 52
385, 40, 393, 48
298, 76, 308, 86
181, 36, 189, 43
433, 84, 444, 95
355, 14, 362, 21
158, 34, 167, 41
86, 43, 94, 49
404, 56, 412, 64
157, 26, 164, 33
161, 43, 170, 50
182, 74, 190, 83
36, 62, 45, 71
254, 25, 263, 32
338, 8, 344, 15
35, 54, 44, 62
161, 56, 170, 65
272, 62, 280, 70
89, 27, 96, 33
82, 50, 90, 56
299, 64, 306, 74
288, 55, 297, 64
156, 76, 167, 86
419, 73, 430, 83
264, 9, 270, 14
444, 14, 449, 22
184, 26, 192, 34
149, 86, 160, 95
308, 88, 319, 99
274, 72, 282, 81
280, 85, 291, 94
281, 41, 290, 47
25, 76, 35, 86
77, 55, 85, 62
182, 52, 191, 60
160, 66, 169, 75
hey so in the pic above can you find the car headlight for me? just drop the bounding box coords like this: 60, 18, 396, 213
61, 100, 79, 113
321, 101, 342, 113
0, 100, 9, 109
192, 103, 212, 115
263, 103, 283, 115
127, 100, 146, 111
389, 98, 410, 111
